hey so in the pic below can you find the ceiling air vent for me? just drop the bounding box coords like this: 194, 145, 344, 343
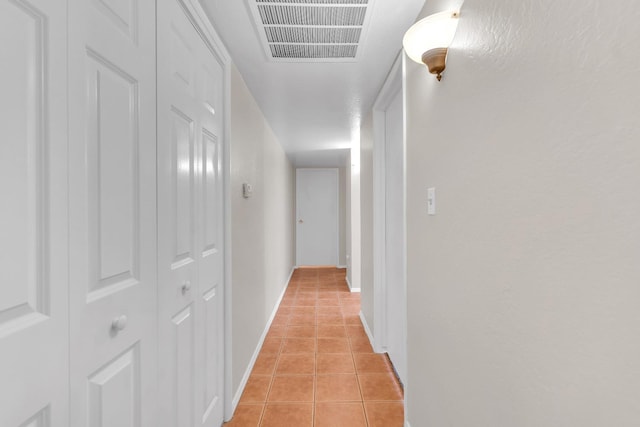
248, 0, 374, 62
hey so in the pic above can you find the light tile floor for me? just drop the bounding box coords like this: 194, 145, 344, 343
224, 267, 404, 427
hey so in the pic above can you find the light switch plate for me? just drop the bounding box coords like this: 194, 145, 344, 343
243, 183, 253, 199
427, 187, 436, 215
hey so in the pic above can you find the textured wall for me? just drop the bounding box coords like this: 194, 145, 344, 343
405, 0, 640, 425
230, 64, 295, 396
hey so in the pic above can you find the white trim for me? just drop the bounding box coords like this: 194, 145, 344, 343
346, 276, 351, 290
373, 53, 411, 418
405, 422, 411, 427
401, 53, 410, 426
359, 311, 375, 350
336, 265, 347, 269
372, 52, 403, 352
335, 168, 341, 267
177, 0, 231, 64
222, 48, 234, 425
230, 267, 296, 411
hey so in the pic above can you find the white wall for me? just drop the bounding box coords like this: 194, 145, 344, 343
230, 64, 295, 396
405, 0, 640, 426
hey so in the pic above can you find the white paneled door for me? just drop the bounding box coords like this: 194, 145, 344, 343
68, 0, 158, 426
0, 1, 227, 425
157, 1, 226, 426
0, 0, 69, 425
296, 169, 340, 266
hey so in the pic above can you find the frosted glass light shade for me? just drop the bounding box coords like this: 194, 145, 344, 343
402, 11, 460, 64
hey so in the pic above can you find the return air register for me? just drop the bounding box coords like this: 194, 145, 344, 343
247, 0, 375, 62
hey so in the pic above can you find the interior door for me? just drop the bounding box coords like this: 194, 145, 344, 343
0, 0, 69, 425
67, 0, 158, 425
157, 0, 226, 425
384, 88, 407, 384
296, 168, 340, 266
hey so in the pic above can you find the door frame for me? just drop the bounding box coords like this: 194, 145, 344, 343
295, 168, 340, 267
170, 0, 234, 421
372, 52, 406, 356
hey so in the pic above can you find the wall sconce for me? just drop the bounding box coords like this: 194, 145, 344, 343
402, 11, 460, 81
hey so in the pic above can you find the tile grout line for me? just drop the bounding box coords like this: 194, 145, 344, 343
351, 326, 370, 427
236, 269, 372, 426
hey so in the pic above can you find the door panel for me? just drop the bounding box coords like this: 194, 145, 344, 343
87, 345, 140, 427
0, 0, 46, 319
202, 132, 220, 254
158, 1, 225, 426
171, 108, 196, 267
68, 0, 157, 425
0, 0, 68, 425
86, 52, 141, 299
172, 306, 195, 427
202, 285, 222, 418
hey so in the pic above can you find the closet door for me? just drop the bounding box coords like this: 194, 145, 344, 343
67, 0, 158, 426
157, 0, 226, 425
0, 0, 69, 425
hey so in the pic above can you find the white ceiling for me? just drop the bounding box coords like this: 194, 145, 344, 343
200, 0, 426, 167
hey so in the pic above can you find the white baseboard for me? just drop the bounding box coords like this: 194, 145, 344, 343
359, 311, 375, 350
231, 266, 296, 411
345, 277, 361, 293
346, 276, 361, 293
336, 265, 347, 269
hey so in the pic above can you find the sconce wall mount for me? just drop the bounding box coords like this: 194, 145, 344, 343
403, 11, 460, 81
421, 47, 449, 81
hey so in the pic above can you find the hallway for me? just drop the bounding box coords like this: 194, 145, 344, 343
225, 268, 404, 426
